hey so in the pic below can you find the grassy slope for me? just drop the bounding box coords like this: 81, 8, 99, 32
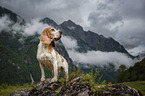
121, 81, 145, 95
0, 84, 33, 96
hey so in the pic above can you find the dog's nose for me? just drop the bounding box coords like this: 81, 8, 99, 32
59, 31, 62, 34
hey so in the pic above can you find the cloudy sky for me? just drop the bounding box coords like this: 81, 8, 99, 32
0, 0, 145, 56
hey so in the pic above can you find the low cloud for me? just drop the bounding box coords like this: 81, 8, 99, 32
68, 50, 134, 69
0, 15, 12, 32
128, 45, 145, 56
0, 15, 48, 35
22, 18, 48, 35
61, 35, 79, 50
61, 36, 134, 69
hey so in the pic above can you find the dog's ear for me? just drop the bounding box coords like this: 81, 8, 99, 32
40, 29, 51, 44
50, 41, 55, 47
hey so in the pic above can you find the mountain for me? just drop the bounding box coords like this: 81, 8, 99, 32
117, 57, 145, 82
60, 20, 131, 55
0, 6, 74, 85
59, 20, 135, 82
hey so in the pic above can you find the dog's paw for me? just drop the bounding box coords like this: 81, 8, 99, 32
41, 77, 45, 81
51, 78, 57, 82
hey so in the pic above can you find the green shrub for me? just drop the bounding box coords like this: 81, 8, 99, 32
60, 66, 106, 95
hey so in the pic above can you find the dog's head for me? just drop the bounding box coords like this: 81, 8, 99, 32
40, 27, 62, 47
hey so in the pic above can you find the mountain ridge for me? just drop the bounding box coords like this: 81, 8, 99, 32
41, 18, 133, 58
60, 19, 132, 56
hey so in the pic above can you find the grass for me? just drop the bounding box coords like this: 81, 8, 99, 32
121, 81, 145, 95
0, 83, 34, 96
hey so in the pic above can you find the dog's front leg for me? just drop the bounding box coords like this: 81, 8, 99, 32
51, 61, 58, 82
39, 63, 45, 81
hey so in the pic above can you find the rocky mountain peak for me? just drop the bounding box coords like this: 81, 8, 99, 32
60, 20, 84, 32
61, 19, 76, 26
40, 17, 59, 28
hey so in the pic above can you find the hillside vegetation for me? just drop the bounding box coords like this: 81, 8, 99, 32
117, 58, 145, 82
122, 81, 145, 95
0, 44, 30, 84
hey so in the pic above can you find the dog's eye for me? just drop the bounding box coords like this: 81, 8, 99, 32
51, 29, 55, 31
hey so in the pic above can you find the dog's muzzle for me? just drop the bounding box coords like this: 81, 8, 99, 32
54, 31, 62, 41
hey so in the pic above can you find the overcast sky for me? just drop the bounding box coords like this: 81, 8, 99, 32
0, 0, 145, 56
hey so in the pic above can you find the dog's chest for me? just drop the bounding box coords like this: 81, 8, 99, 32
37, 43, 55, 70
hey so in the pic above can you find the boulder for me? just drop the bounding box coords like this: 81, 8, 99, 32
9, 88, 30, 96
29, 76, 93, 96
9, 77, 143, 96
102, 84, 143, 96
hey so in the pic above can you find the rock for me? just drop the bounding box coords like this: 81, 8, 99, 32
102, 84, 143, 96
9, 88, 30, 96
9, 78, 143, 96
28, 77, 92, 96
29, 79, 62, 96
77, 90, 90, 96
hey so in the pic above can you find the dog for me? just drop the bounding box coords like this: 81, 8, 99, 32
37, 27, 68, 82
